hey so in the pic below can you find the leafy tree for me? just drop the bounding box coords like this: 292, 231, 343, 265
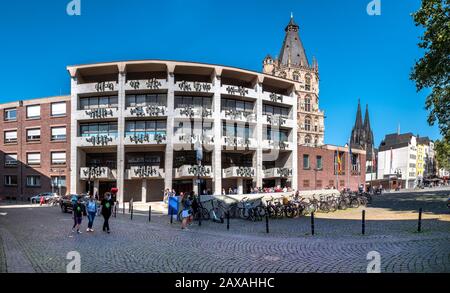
434, 139, 450, 170
410, 0, 450, 142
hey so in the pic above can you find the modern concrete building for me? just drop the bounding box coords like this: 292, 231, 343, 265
0, 96, 71, 199
67, 60, 298, 203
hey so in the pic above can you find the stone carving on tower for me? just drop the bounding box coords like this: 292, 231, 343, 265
263, 15, 325, 146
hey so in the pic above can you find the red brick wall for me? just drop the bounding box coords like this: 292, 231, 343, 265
0, 98, 71, 199
297, 145, 366, 192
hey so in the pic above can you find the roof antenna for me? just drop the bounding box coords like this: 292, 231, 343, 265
397, 123, 400, 135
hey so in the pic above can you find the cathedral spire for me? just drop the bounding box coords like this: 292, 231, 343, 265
363, 104, 371, 131
278, 15, 309, 67
354, 99, 363, 130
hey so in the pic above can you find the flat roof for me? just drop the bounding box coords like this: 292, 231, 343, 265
0, 95, 70, 109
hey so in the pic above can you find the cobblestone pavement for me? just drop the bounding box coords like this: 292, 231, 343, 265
0, 188, 449, 273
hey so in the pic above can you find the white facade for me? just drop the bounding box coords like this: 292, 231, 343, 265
68, 60, 298, 203
377, 136, 417, 188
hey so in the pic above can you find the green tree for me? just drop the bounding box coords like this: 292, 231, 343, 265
410, 0, 450, 142
434, 139, 450, 170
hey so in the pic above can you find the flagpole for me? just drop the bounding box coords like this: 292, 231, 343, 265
347, 140, 350, 190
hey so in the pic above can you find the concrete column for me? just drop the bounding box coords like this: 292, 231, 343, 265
141, 179, 147, 203
255, 82, 263, 188
165, 71, 175, 190
237, 178, 243, 195
291, 89, 298, 191
116, 67, 126, 203
192, 179, 199, 195
212, 74, 222, 195
275, 178, 281, 188
94, 180, 100, 196
69, 75, 79, 194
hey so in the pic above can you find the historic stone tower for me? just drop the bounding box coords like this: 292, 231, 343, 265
263, 15, 325, 146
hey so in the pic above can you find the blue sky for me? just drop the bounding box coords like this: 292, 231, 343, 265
0, 0, 441, 146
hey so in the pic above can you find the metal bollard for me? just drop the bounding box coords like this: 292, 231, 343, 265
123, 201, 125, 215
418, 208, 422, 233
170, 207, 173, 224
149, 206, 152, 222
130, 204, 133, 221
227, 212, 230, 230
362, 210, 366, 235
265, 211, 269, 234
311, 212, 315, 236
114, 204, 117, 218
198, 210, 202, 227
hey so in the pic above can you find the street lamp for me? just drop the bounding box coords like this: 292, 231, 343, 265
195, 140, 203, 203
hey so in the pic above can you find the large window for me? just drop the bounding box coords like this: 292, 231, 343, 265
51, 127, 66, 141
222, 123, 253, 139
316, 156, 323, 170
4, 130, 17, 143
26, 176, 41, 187
174, 96, 212, 109
51, 102, 66, 117
221, 98, 254, 112
51, 176, 66, 188
125, 94, 167, 108
4, 175, 18, 186
79, 96, 118, 110
304, 135, 311, 144
304, 96, 311, 112
4, 154, 18, 167
51, 152, 66, 165
80, 122, 118, 137
27, 153, 41, 166
125, 121, 166, 137
4, 108, 17, 121
266, 127, 289, 141
303, 154, 310, 169
26, 128, 41, 142
305, 74, 311, 91
26, 105, 41, 119
305, 118, 311, 131
263, 104, 290, 117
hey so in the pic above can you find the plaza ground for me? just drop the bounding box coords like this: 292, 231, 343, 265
0, 187, 449, 273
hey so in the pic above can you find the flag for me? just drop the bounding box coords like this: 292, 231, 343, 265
337, 151, 342, 174
390, 147, 393, 173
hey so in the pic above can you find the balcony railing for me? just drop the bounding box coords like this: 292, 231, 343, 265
223, 166, 256, 178
126, 166, 164, 179
124, 133, 167, 145
263, 114, 294, 128
125, 78, 168, 91
80, 167, 116, 180
173, 134, 215, 145
175, 81, 213, 93
221, 110, 256, 123
175, 165, 213, 178
221, 85, 257, 99
124, 105, 167, 117
76, 135, 118, 147
261, 91, 294, 105
76, 81, 118, 94
264, 167, 293, 178
76, 108, 119, 120
222, 136, 257, 149
262, 140, 293, 150
175, 106, 213, 119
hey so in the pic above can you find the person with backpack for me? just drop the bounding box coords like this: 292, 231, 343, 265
101, 192, 114, 233
72, 196, 84, 234
86, 195, 97, 232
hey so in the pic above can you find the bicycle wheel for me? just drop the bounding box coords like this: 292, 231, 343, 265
285, 205, 297, 218
350, 199, 360, 208
329, 201, 338, 212
201, 207, 210, 220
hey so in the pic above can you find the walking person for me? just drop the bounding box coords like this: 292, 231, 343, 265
72, 196, 84, 234
101, 192, 114, 233
181, 193, 193, 230
86, 195, 97, 232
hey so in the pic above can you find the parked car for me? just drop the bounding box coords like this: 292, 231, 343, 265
30, 192, 56, 204
447, 197, 450, 209
60, 194, 88, 214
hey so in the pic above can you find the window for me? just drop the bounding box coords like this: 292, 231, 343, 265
316, 180, 322, 188
174, 96, 212, 109
304, 97, 311, 112
51, 176, 66, 188
80, 122, 118, 137
51, 152, 66, 165
125, 94, 167, 108
340, 180, 345, 187
293, 72, 300, 81
27, 153, 41, 166
4, 130, 17, 143
303, 180, 310, 188
304, 135, 311, 144
303, 154, 310, 169
305, 74, 311, 91
27, 128, 41, 142
125, 121, 167, 137
51, 127, 66, 141
305, 118, 311, 131
51, 102, 66, 117
4, 154, 18, 167
316, 156, 323, 170
26, 176, 41, 187
4, 108, 17, 121
263, 104, 290, 117
79, 96, 118, 110
4, 175, 18, 186
26, 105, 40, 119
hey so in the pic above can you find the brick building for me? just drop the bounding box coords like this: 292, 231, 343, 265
297, 145, 366, 191
0, 96, 71, 200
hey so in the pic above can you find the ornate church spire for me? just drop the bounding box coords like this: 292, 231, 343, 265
278, 15, 309, 67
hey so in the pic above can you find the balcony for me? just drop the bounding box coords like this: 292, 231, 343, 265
261, 91, 294, 105
175, 165, 213, 179
75, 108, 119, 121
80, 167, 116, 180
125, 78, 168, 91
124, 105, 167, 118
173, 133, 215, 146
76, 135, 118, 147
175, 81, 213, 93
262, 114, 295, 128
174, 106, 214, 121
126, 166, 165, 179
221, 110, 257, 123
220, 85, 257, 99
221, 136, 257, 150
223, 166, 256, 179
124, 133, 167, 145
76, 81, 118, 95
262, 140, 293, 151
264, 167, 293, 179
